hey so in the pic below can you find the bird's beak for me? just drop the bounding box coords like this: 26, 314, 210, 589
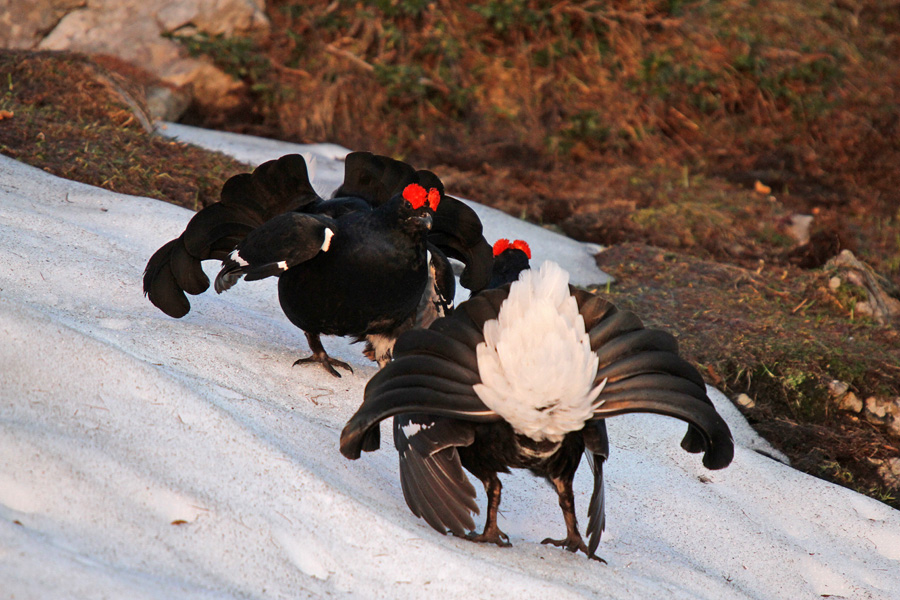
418, 212, 433, 230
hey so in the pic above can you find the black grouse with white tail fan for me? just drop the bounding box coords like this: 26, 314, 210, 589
389, 238, 571, 540
143, 152, 492, 376
341, 260, 734, 560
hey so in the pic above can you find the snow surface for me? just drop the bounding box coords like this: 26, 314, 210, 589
1, 130, 899, 600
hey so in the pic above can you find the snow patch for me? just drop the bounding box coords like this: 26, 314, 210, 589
2, 134, 899, 600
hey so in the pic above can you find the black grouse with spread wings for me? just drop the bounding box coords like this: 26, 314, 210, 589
341, 260, 733, 560
143, 152, 492, 376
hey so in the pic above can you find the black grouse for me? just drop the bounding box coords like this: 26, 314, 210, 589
389, 238, 558, 540
143, 152, 492, 376
341, 260, 734, 561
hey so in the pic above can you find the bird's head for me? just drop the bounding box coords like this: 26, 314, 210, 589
489, 238, 532, 288
397, 183, 440, 231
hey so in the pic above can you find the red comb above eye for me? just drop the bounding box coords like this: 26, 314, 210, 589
427, 188, 441, 211
402, 184, 428, 209
511, 239, 531, 259
492, 239, 511, 256
493, 239, 531, 258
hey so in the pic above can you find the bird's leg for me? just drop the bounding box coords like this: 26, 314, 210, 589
293, 332, 353, 378
542, 476, 606, 563
466, 474, 511, 547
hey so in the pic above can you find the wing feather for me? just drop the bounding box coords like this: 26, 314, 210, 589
143, 154, 319, 317
393, 416, 478, 536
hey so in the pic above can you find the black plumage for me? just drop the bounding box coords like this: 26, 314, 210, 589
143, 152, 492, 376
341, 260, 734, 561
390, 239, 542, 538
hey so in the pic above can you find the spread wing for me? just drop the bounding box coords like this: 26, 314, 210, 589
143, 154, 319, 317
392, 414, 479, 536
339, 314, 503, 460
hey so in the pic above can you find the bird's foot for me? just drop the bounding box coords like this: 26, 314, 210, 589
541, 536, 607, 563
293, 353, 353, 378
466, 528, 511, 548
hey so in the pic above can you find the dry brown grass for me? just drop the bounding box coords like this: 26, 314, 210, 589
169, 0, 900, 276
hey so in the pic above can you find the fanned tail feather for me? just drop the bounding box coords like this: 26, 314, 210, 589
430, 196, 493, 292
332, 152, 418, 206
591, 388, 733, 469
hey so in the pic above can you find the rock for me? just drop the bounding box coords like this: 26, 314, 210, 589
828, 276, 841, 291
884, 398, 900, 437
875, 457, 900, 490
865, 396, 888, 419
155, 0, 269, 37
838, 392, 863, 413
0, 0, 86, 49
828, 380, 850, 398
6, 0, 270, 116
827, 250, 900, 324
786, 214, 814, 245
854, 300, 874, 318
735, 393, 756, 409
146, 85, 191, 121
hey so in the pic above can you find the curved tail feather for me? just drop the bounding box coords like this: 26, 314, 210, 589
591, 388, 733, 469
583, 420, 609, 558
143, 239, 193, 318
430, 196, 493, 292
332, 151, 418, 207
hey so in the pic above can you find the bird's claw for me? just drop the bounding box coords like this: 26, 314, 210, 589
293, 354, 353, 378
541, 536, 607, 563
466, 529, 511, 547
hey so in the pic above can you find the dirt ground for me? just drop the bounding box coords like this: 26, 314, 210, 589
2, 0, 899, 507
